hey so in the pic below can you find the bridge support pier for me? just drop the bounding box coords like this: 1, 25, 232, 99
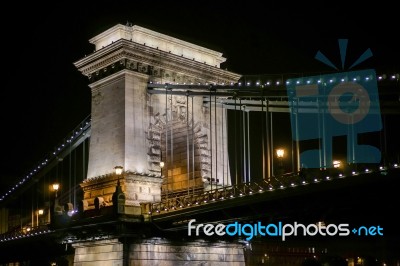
72, 237, 245, 266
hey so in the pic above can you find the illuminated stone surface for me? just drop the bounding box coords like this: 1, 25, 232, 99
73, 238, 245, 266
75, 24, 240, 208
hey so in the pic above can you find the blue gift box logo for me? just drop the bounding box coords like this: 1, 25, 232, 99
286, 40, 382, 168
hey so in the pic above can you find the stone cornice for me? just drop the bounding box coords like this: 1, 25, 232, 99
88, 24, 226, 66
74, 39, 241, 84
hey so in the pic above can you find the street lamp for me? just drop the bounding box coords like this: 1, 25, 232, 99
333, 160, 341, 168
112, 166, 126, 215
51, 183, 60, 226
36, 209, 44, 227
52, 183, 60, 198
114, 165, 124, 176
276, 149, 285, 159
160, 161, 168, 204
160, 161, 165, 177
276, 148, 285, 176
114, 166, 124, 186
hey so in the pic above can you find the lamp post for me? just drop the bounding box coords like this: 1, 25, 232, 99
276, 149, 285, 176
52, 183, 60, 198
113, 166, 125, 215
160, 161, 167, 204
160, 161, 165, 177
36, 209, 43, 227
114, 166, 124, 184
333, 160, 341, 168
51, 183, 60, 227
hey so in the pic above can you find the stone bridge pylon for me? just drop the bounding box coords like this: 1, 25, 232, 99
74, 23, 241, 214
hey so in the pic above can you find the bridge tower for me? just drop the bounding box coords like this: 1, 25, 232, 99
73, 24, 244, 265
75, 23, 241, 212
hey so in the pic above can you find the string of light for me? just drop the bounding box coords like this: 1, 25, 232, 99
0, 115, 91, 202
148, 73, 399, 87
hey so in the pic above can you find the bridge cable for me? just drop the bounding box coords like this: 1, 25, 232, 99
73, 147, 77, 210
240, 98, 244, 183
82, 137, 86, 198
261, 94, 265, 179
214, 88, 218, 190
69, 139, 72, 205
186, 91, 190, 196
165, 87, 168, 204
234, 96, 238, 185
242, 103, 246, 183
170, 90, 173, 199
209, 88, 213, 192
269, 103, 274, 178
191, 95, 195, 195
222, 98, 225, 188
247, 107, 251, 182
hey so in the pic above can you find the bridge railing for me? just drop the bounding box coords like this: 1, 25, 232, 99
1, 164, 398, 243
148, 164, 397, 215
150, 177, 280, 214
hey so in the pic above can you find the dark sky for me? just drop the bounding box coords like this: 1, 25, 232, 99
1, 2, 399, 193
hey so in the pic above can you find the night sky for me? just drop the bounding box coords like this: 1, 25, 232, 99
1, 2, 399, 193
